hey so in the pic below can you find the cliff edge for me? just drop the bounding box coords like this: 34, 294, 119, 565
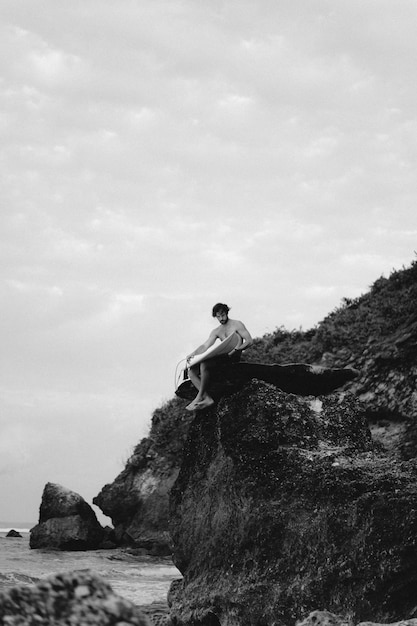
94, 398, 193, 553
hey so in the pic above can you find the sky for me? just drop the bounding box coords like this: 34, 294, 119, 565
1, 0, 417, 524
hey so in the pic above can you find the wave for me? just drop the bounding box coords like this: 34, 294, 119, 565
0, 572, 40, 587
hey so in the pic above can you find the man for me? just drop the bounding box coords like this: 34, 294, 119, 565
186, 303, 253, 411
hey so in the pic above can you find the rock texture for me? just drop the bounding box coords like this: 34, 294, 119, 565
6, 529, 22, 538
168, 380, 417, 626
94, 401, 193, 554
246, 262, 417, 460
94, 365, 356, 554
297, 610, 417, 626
0, 569, 151, 625
30, 483, 106, 551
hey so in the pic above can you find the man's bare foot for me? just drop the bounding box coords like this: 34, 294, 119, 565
193, 396, 214, 411
186, 398, 200, 411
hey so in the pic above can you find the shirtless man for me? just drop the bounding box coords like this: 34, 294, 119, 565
186, 303, 253, 411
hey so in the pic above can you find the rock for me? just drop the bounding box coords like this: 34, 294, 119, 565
139, 601, 173, 625
296, 610, 349, 626
358, 619, 417, 626
6, 529, 22, 538
94, 400, 193, 554
297, 610, 417, 626
30, 483, 106, 550
0, 569, 151, 625
168, 380, 417, 626
94, 469, 175, 555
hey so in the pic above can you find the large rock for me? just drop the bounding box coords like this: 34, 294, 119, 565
0, 569, 151, 625
94, 363, 357, 556
168, 380, 417, 626
94, 461, 176, 555
30, 483, 106, 551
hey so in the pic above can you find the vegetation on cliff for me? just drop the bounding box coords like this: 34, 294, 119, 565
150, 258, 417, 429
246, 258, 417, 368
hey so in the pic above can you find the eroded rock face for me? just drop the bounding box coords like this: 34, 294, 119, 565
0, 569, 151, 625
94, 402, 193, 554
30, 483, 105, 551
168, 381, 417, 626
94, 463, 177, 555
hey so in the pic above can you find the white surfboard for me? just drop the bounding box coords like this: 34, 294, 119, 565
187, 331, 242, 368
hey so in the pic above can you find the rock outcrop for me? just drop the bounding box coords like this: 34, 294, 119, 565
245, 261, 417, 459
168, 380, 417, 626
6, 529, 22, 538
94, 365, 356, 554
94, 401, 193, 554
0, 569, 151, 625
30, 483, 106, 551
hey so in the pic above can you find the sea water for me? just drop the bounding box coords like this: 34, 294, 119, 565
0, 526, 180, 607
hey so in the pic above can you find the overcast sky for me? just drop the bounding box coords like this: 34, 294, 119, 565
1, 0, 416, 524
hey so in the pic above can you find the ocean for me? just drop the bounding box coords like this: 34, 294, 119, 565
0, 525, 180, 608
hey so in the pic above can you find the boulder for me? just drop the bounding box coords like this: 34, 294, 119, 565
30, 483, 106, 551
0, 569, 151, 625
168, 380, 417, 626
6, 529, 22, 538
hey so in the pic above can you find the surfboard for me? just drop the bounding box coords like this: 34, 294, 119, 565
187, 331, 242, 368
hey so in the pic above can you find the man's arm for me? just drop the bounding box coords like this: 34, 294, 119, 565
234, 320, 253, 352
187, 329, 218, 361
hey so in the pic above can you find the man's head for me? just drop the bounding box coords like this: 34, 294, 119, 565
212, 302, 230, 324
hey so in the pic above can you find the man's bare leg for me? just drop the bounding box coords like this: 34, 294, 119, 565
192, 361, 214, 410
186, 362, 214, 411
186, 366, 201, 411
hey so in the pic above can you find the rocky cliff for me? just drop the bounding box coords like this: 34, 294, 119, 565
168, 381, 417, 626
94, 260, 417, 552
247, 260, 417, 458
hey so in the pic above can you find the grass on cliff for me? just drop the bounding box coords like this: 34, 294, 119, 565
126, 396, 191, 471
245, 257, 417, 368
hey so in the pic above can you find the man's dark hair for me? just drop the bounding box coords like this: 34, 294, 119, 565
212, 302, 230, 317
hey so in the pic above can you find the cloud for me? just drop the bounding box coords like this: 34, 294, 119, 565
1, 0, 417, 520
